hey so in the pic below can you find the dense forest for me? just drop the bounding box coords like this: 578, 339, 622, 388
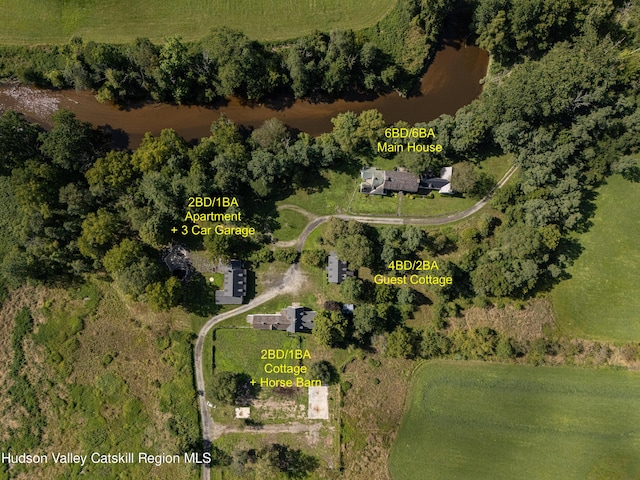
0, 105, 442, 310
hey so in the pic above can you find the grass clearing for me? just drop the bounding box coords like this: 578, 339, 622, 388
0, 0, 396, 44
400, 192, 475, 216
339, 352, 415, 480
279, 170, 356, 216
272, 209, 310, 242
390, 361, 640, 480
212, 431, 339, 479
213, 328, 306, 383
281, 168, 484, 218
349, 191, 400, 215
478, 153, 512, 179
552, 172, 640, 342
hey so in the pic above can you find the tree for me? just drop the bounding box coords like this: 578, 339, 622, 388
273, 248, 298, 264
451, 162, 480, 195
251, 118, 289, 153
330, 111, 359, 154
313, 311, 348, 348
386, 326, 417, 359
117, 256, 163, 297
355, 109, 386, 154
130, 129, 188, 174
285, 32, 328, 99
77, 209, 121, 260
353, 303, 383, 339
127, 37, 159, 92
200, 28, 274, 100
402, 226, 426, 253
336, 234, 374, 270
86, 150, 137, 199
339, 277, 363, 303
397, 287, 416, 307
300, 250, 325, 268
103, 239, 144, 275
210, 371, 240, 405
375, 283, 396, 304
308, 360, 336, 385
39, 110, 95, 172
146, 276, 182, 311
156, 36, 194, 103
420, 327, 450, 359
0, 111, 41, 173
252, 444, 318, 479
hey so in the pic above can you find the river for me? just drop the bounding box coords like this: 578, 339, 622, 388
0, 41, 488, 148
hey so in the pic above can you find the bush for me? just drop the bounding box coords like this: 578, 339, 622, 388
211, 371, 240, 405
273, 247, 298, 264
300, 249, 326, 268
308, 360, 337, 385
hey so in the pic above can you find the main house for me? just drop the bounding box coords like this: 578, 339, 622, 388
247, 304, 316, 333
215, 260, 247, 305
359, 166, 453, 195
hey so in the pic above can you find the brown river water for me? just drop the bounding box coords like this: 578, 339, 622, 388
0, 41, 488, 148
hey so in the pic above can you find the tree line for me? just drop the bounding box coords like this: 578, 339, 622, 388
0, 0, 455, 105
415, 0, 640, 301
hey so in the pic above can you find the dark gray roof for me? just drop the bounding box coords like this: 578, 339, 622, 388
285, 306, 316, 333
327, 251, 354, 284
247, 314, 287, 330
383, 171, 420, 193
419, 177, 450, 190
247, 305, 316, 333
215, 260, 247, 305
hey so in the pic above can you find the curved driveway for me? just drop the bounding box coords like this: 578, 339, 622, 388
196, 165, 517, 479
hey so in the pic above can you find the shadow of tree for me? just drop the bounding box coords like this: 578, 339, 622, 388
182, 272, 219, 316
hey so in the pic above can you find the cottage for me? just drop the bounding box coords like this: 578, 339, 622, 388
247, 304, 316, 333
327, 251, 354, 284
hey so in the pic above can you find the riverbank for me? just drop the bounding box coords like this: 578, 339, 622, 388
0, 42, 487, 148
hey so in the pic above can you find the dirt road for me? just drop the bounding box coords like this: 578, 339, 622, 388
196, 165, 517, 479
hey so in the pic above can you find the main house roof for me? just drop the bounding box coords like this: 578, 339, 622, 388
360, 166, 453, 195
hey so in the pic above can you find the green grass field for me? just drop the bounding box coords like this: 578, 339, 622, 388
214, 328, 307, 382
552, 172, 640, 342
389, 361, 640, 480
279, 170, 356, 216
272, 209, 309, 242
0, 0, 396, 44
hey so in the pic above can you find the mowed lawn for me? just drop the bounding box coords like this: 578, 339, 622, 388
389, 361, 640, 480
0, 0, 395, 44
214, 328, 308, 382
552, 173, 640, 342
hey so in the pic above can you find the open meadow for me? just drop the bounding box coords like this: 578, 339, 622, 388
551, 172, 640, 342
0, 280, 200, 479
389, 361, 640, 480
0, 0, 395, 44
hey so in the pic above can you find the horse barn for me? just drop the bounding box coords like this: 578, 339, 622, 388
247, 304, 316, 333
